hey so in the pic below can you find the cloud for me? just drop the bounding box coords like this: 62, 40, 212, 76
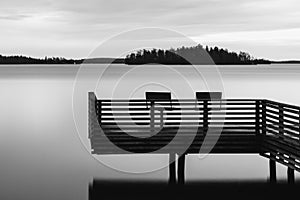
0, 0, 300, 59
0, 14, 30, 21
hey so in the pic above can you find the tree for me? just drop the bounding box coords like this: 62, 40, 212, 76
124, 44, 267, 65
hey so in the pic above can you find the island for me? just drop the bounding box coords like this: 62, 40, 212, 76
1, 44, 300, 65
124, 44, 271, 65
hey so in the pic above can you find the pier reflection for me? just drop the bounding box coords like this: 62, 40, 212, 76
89, 178, 299, 200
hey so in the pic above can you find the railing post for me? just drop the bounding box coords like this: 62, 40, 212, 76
203, 100, 208, 135
97, 100, 102, 125
169, 153, 176, 184
160, 109, 164, 129
88, 92, 97, 139
278, 105, 284, 136
255, 100, 260, 135
150, 101, 155, 134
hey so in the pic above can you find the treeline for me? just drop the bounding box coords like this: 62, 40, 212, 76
0, 55, 83, 64
125, 45, 271, 65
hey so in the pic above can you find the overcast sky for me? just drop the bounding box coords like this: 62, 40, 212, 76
0, 0, 300, 60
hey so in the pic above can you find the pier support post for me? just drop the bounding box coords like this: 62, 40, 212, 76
177, 154, 186, 185
269, 158, 276, 184
287, 167, 295, 184
169, 153, 176, 184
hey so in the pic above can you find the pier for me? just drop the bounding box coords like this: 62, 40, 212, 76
88, 92, 300, 184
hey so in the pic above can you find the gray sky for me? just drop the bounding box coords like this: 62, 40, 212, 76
0, 0, 300, 60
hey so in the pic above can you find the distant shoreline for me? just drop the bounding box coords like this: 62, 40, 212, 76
1, 55, 300, 65
2, 44, 300, 65
1, 60, 300, 65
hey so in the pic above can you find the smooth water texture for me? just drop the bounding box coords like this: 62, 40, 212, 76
0, 64, 300, 199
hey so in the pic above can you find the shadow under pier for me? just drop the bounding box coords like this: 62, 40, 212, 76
89, 179, 300, 200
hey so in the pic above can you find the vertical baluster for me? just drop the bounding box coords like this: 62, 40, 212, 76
160, 109, 164, 129
298, 109, 300, 142
255, 100, 260, 135
98, 100, 102, 125
150, 101, 155, 134
279, 105, 284, 136
203, 100, 208, 135
261, 100, 267, 135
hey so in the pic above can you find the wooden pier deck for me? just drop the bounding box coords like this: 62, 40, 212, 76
88, 92, 300, 183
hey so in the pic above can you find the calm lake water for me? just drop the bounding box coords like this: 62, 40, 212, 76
0, 64, 300, 199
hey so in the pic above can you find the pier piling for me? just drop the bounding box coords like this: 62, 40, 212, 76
269, 158, 276, 184
287, 167, 295, 184
169, 153, 176, 184
177, 154, 186, 185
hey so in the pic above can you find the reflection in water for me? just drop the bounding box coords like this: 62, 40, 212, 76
89, 178, 300, 200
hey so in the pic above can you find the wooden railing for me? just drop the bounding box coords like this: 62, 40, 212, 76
88, 93, 300, 181
262, 99, 300, 141
90, 98, 261, 154
260, 99, 300, 172
96, 99, 258, 133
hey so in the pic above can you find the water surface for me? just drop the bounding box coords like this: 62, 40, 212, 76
0, 64, 299, 199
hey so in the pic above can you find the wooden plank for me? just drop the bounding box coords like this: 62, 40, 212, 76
102, 122, 256, 126
265, 99, 300, 111
262, 139, 300, 161
101, 112, 256, 120
99, 99, 258, 102
266, 124, 299, 139
91, 138, 259, 145
100, 107, 256, 113
91, 146, 260, 154
101, 102, 256, 106
266, 102, 300, 115
94, 132, 257, 138
101, 107, 255, 111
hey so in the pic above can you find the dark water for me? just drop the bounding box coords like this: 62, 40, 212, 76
0, 64, 299, 199
89, 180, 300, 200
